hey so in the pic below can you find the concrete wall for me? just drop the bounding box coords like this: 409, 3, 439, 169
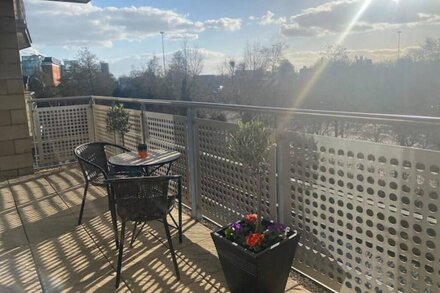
0, 0, 33, 179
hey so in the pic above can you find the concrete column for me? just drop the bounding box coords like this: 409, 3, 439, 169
0, 0, 33, 179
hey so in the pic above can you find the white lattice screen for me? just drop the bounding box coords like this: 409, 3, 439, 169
93, 104, 115, 145
33, 105, 94, 167
196, 118, 277, 225
143, 111, 190, 205
124, 108, 143, 151
33, 100, 440, 293
283, 132, 440, 293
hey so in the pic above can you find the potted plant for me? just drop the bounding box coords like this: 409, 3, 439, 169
106, 104, 130, 146
211, 120, 301, 293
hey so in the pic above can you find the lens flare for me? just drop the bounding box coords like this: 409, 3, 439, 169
291, 0, 373, 110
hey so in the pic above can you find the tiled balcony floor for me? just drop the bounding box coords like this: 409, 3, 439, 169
0, 166, 309, 292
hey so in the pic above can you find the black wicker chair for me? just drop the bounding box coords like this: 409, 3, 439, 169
106, 176, 182, 288
74, 142, 131, 249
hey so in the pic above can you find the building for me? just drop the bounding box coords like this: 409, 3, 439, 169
100, 62, 110, 75
21, 55, 62, 87
62, 59, 78, 76
21, 54, 44, 76
41, 57, 62, 86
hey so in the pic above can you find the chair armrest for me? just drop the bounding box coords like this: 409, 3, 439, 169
107, 170, 145, 180
75, 154, 109, 179
108, 169, 142, 176
165, 175, 182, 181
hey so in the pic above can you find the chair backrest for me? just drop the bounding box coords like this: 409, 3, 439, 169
74, 142, 110, 182
107, 176, 171, 222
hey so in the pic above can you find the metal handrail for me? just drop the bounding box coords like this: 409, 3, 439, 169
28, 95, 440, 126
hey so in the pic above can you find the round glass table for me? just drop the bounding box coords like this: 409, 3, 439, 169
108, 149, 181, 175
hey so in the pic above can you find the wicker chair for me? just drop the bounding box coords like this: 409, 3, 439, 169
106, 176, 182, 288
74, 142, 131, 249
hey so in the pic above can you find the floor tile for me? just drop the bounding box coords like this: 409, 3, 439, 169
0, 208, 27, 252
9, 176, 56, 206
0, 245, 42, 292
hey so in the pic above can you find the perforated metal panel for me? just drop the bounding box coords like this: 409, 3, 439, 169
143, 111, 190, 205
33, 105, 94, 167
197, 118, 277, 225
282, 132, 440, 293
31, 99, 440, 292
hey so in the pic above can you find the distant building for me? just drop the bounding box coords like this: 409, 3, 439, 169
62, 60, 78, 77
21, 54, 45, 76
42, 57, 61, 86
100, 62, 110, 75
21, 54, 62, 87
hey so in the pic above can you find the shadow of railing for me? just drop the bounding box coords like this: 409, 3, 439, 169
81, 212, 229, 292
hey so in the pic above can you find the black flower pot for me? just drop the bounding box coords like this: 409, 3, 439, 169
211, 221, 300, 293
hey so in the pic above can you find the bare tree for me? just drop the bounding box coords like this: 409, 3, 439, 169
60, 47, 115, 96
408, 38, 440, 61
164, 40, 204, 101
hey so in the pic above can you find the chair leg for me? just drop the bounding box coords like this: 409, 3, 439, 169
177, 178, 182, 243
130, 222, 146, 247
107, 186, 119, 250
115, 221, 126, 289
168, 213, 182, 244
77, 181, 89, 226
163, 218, 180, 280
178, 200, 182, 244
129, 222, 138, 248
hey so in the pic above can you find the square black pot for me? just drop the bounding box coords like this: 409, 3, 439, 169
211, 221, 300, 293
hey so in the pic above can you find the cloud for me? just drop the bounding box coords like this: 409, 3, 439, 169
166, 33, 199, 41
24, 0, 241, 47
279, 0, 440, 37
20, 46, 41, 56
280, 24, 324, 37
258, 11, 286, 25
203, 17, 242, 31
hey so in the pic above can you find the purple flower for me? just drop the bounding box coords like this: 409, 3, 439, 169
267, 223, 287, 234
230, 222, 242, 233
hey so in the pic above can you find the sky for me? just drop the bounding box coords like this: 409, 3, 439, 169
21, 0, 440, 77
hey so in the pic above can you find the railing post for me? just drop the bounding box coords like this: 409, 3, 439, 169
140, 104, 147, 144
186, 108, 202, 220
30, 99, 40, 168
89, 96, 96, 141
275, 115, 290, 224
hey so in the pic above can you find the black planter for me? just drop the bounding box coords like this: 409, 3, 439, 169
211, 221, 300, 293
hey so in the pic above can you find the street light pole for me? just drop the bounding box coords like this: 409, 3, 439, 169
160, 32, 166, 72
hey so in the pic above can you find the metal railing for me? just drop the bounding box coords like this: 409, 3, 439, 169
29, 96, 440, 293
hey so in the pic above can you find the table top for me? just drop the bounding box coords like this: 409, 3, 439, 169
108, 149, 181, 167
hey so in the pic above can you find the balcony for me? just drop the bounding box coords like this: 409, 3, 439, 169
3, 95, 440, 292
0, 165, 307, 292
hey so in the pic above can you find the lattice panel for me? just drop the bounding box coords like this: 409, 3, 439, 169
93, 104, 114, 145
93, 105, 142, 154
124, 108, 142, 151
283, 132, 440, 293
33, 105, 93, 167
143, 111, 190, 205
197, 118, 277, 225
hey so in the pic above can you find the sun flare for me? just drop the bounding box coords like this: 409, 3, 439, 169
291, 0, 374, 110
